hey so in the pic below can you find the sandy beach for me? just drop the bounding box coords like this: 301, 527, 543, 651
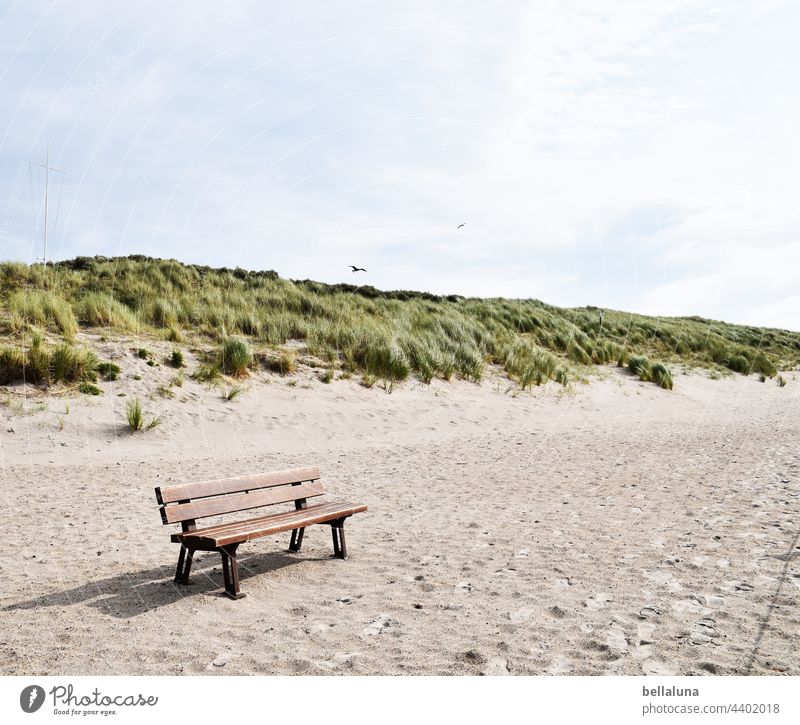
1, 350, 798, 676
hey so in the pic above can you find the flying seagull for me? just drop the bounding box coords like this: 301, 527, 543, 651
457, 223, 466, 229
349, 265, 367, 273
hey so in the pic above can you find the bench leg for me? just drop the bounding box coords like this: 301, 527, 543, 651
219, 544, 245, 600
288, 527, 305, 553
174, 544, 194, 585
331, 518, 347, 559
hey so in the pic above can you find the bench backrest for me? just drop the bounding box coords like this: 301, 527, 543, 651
155, 466, 323, 526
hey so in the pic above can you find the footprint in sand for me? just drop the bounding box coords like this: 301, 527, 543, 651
481, 657, 510, 675
672, 597, 706, 615
207, 652, 239, 670
642, 660, 680, 676
642, 569, 683, 593
584, 593, 614, 610
700, 594, 724, 609
605, 624, 629, 653
545, 656, 573, 674
725, 580, 754, 593
494, 567, 517, 577
690, 617, 720, 646
317, 652, 356, 670
637, 622, 656, 645
508, 607, 536, 624
638, 606, 662, 622
361, 614, 395, 638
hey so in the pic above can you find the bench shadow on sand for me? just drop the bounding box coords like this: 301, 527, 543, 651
3, 550, 323, 618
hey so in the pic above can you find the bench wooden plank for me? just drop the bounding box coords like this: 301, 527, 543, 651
175, 501, 368, 547
170, 501, 348, 540
155, 465, 367, 599
159, 480, 325, 524
155, 466, 321, 504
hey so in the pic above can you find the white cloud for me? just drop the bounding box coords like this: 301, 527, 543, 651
1, 0, 799, 328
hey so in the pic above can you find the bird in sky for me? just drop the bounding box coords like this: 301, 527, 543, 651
457, 223, 466, 229
349, 265, 367, 273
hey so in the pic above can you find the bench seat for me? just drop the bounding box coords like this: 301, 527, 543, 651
155, 466, 367, 598
171, 501, 368, 548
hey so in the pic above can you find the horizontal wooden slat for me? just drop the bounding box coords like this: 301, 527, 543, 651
160, 481, 325, 524
173, 501, 360, 540
155, 466, 321, 504
173, 501, 369, 547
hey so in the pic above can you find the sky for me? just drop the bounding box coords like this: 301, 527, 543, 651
1, 0, 799, 330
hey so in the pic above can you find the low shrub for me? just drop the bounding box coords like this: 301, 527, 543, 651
0, 346, 26, 384
97, 362, 121, 380
192, 364, 222, 385
51, 344, 99, 383
628, 355, 652, 380
727, 354, 750, 374
261, 350, 296, 376
218, 337, 252, 376
169, 349, 184, 368
78, 382, 102, 395
651, 362, 673, 390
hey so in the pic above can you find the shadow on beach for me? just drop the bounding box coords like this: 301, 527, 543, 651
3, 550, 322, 618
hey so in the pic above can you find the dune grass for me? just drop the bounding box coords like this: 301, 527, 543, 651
125, 398, 143, 432
218, 337, 252, 376
222, 384, 243, 401
0, 256, 798, 392
0, 332, 101, 386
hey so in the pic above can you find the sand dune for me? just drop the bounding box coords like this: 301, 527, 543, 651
1, 361, 798, 675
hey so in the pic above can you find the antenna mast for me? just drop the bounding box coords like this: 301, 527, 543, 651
30, 143, 65, 264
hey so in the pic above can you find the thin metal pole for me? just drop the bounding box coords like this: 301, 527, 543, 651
43, 144, 48, 263
31, 143, 64, 264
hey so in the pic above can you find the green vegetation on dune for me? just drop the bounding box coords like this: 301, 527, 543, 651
1, 255, 798, 391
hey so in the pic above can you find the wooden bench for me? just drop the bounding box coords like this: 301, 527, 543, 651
155, 466, 367, 599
